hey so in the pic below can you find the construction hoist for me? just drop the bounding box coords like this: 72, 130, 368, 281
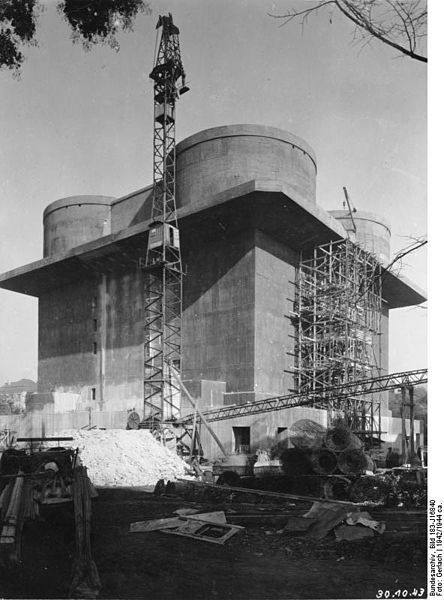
142, 14, 189, 431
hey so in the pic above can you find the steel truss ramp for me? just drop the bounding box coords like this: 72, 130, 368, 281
180, 368, 427, 424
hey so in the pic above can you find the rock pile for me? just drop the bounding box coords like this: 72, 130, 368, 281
55, 429, 188, 487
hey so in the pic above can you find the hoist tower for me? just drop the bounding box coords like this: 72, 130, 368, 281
143, 13, 189, 427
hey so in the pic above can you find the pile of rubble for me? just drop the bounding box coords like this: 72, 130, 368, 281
55, 429, 188, 487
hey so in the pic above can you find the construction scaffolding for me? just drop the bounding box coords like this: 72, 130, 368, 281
290, 239, 383, 443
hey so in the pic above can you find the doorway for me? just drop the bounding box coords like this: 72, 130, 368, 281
232, 427, 250, 454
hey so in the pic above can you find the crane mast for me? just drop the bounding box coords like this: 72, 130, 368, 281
143, 14, 188, 428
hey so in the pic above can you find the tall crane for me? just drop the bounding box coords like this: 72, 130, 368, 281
143, 14, 189, 429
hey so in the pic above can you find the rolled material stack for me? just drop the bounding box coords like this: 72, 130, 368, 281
325, 424, 362, 453
325, 424, 373, 477
289, 419, 326, 453
311, 448, 338, 475
277, 420, 374, 480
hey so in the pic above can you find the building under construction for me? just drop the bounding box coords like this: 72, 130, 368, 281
0, 121, 426, 457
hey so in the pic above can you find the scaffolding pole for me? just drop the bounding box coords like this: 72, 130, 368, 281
290, 239, 383, 444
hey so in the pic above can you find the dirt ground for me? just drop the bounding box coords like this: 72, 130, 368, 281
0, 486, 427, 600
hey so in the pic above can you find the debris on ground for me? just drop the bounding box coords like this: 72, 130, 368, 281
0, 479, 427, 599
129, 506, 243, 545
345, 511, 386, 534
334, 524, 375, 541
0, 420, 425, 599
163, 517, 244, 545
303, 501, 352, 540
173, 507, 199, 516
54, 429, 188, 487
283, 516, 317, 534
153, 477, 389, 546
380, 468, 427, 508
130, 510, 227, 532
130, 516, 183, 532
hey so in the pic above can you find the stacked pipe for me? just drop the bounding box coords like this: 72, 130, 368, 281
0, 472, 24, 545
277, 420, 375, 481
0, 470, 36, 564
325, 424, 374, 476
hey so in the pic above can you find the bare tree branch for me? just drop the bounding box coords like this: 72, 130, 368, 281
270, 0, 427, 63
354, 235, 427, 303
268, 1, 336, 27
388, 237, 427, 272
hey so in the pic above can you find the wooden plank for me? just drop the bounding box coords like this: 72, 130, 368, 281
70, 467, 101, 599
163, 520, 244, 545
16, 437, 74, 442
176, 478, 362, 507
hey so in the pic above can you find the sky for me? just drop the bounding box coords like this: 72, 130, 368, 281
0, 0, 427, 384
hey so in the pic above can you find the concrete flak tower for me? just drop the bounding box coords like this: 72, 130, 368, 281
0, 124, 426, 453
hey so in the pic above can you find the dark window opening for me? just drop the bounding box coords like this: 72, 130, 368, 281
93, 342, 97, 354
92, 296, 98, 309
233, 426, 250, 454
92, 388, 96, 401
93, 319, 98, 332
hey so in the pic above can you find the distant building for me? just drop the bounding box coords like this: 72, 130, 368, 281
0, 379, 36, 414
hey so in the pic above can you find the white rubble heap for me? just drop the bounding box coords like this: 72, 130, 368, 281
54, 429, 188, 487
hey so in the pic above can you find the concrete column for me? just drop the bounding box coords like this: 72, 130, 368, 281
99, 274, 107, 411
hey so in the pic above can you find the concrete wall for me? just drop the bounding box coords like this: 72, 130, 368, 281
101, 268, 144, 412
182, 227, 301, 404
110, 187, 153, 233
182, 380, 226, 414
0, 409, 127, 439
37, 222, 301, 416
182, 229, 256, 393
176, 125, 317, 209
200, 406, 328, 458
36, 127, 321, 418
254, 231, 298, 396
38, 214, 389, 419
38, 276, 100, 398
381, 415, 423, 452
38, 267, 144, 414
43, 196, 113, 257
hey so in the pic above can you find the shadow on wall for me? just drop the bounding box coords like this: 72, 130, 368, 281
181, 229, 256, 311
127, 188, 153, 229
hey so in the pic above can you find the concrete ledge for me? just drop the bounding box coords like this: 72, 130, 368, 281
0, 179, 426, 308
